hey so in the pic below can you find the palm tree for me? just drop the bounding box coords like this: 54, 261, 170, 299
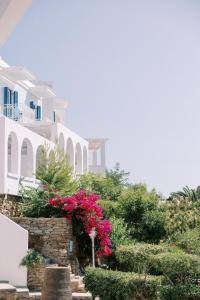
169, 186, 198, 202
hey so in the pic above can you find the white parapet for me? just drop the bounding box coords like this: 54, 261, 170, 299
0, 213, 28, 286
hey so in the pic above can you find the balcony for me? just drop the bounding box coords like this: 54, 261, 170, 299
0, 104, 40, 123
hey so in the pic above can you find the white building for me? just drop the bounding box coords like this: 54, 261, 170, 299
0, 0, 108, 196
0, 0, 109, 288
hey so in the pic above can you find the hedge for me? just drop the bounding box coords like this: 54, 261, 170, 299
115, 243, 167, 273
160, 284, 200, 300
84, 267, 165, 300
152, 252, 200, 283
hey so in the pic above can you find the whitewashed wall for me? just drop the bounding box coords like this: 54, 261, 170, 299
0, 213, 28, 286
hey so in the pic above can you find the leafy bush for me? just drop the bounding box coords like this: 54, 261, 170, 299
78, 173, 121, 201
20, 187, 62, 217
109, 217, 130, 250
115, 243, 166, 273
20, 249, 45, 268
160, 284, 200, 300
84, 267, 165, 300
97, 200, 119, 217
152, 251, 200, 283
174, 229, 200, 255
117, 184, 166, 242
164, 198, 200, 239
101, 217, 131, 269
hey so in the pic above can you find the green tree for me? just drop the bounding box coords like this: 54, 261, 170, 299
78, 172, 121, 201
117, 184, 166, 243
170, 186, 199, 202
36, 145, 77, 195
105, 163, 130, 188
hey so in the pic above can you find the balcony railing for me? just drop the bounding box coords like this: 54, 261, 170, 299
0, 104, 40, 122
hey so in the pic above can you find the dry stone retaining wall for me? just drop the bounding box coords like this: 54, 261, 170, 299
0, 194, 21, 217
13, 217, 78, 272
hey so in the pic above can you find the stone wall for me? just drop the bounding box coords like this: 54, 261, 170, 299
27, 264, 57, 291
13, 218, 78, 272
0, 194, 21, 217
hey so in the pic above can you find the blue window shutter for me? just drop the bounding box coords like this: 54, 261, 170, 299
4, 87, 9, 105
30, 101, 35, 109
53, 111, 56, 122
38, 106, 41, 120
13, 91, 18, 106
36, 105, 41, 120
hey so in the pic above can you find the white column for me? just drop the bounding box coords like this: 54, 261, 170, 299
100, 143, 106, 168
92, 150, 97, 166
0, 118, 6, 193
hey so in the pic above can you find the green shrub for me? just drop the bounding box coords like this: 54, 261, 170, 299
100, 217, 131, 269
115, 243, 167, 273
152, 251, 200, 283
164, 198, 200, 238
97, 200, 119, 217
20, 249, 45, 268
117, 184, 166, 243
174, 230, 200, 255
84, 267, 165, 300
160, 284, 200, 300
78, 173, 121, 201
109, 217, 131, 250
20, 187, 62, 217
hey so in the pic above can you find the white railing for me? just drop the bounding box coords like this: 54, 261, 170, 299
0, 104, 37, 122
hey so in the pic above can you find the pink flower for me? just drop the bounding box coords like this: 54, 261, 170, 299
48, 190, 112, 257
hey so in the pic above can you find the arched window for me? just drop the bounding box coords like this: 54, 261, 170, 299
20, 138, 34, 178
66, 138, 74, 168
75, 143, 82, 173
7, 132, 18, 174
83, 146, 88, 173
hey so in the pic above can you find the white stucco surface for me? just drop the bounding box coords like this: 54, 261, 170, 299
0, 213, 28, 286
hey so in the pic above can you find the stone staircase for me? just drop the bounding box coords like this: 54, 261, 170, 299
0, 272, 92, 300
0, 282, 30, 299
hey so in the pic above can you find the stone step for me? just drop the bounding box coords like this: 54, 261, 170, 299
16, 287, 29, 299
29, 291, 93, 300
72, 292, 92, 300
70, 278, 81, 291
29, 291, 41, 299
0, 283, 16, 299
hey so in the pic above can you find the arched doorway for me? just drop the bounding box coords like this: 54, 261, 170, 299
7, 132, 18, 174
20, 138, 34, 178
66, 138, 74, 168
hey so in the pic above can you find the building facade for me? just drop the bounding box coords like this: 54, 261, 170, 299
0, 0, 108, 196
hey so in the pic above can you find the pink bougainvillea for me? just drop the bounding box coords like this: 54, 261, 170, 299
48, 190, 112, 257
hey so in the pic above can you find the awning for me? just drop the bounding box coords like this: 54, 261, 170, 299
29, 85, 55, 98
0, 66, 35, 81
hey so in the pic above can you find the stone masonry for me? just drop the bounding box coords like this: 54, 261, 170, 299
0, 194, 21, 217
13, 218, 78, 270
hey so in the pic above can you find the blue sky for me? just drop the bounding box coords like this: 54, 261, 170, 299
1, 0, 200, 196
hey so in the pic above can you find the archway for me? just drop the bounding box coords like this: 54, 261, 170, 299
66, 138, 74, 168
20, 138, 34, 178
7, 132, 18, 174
